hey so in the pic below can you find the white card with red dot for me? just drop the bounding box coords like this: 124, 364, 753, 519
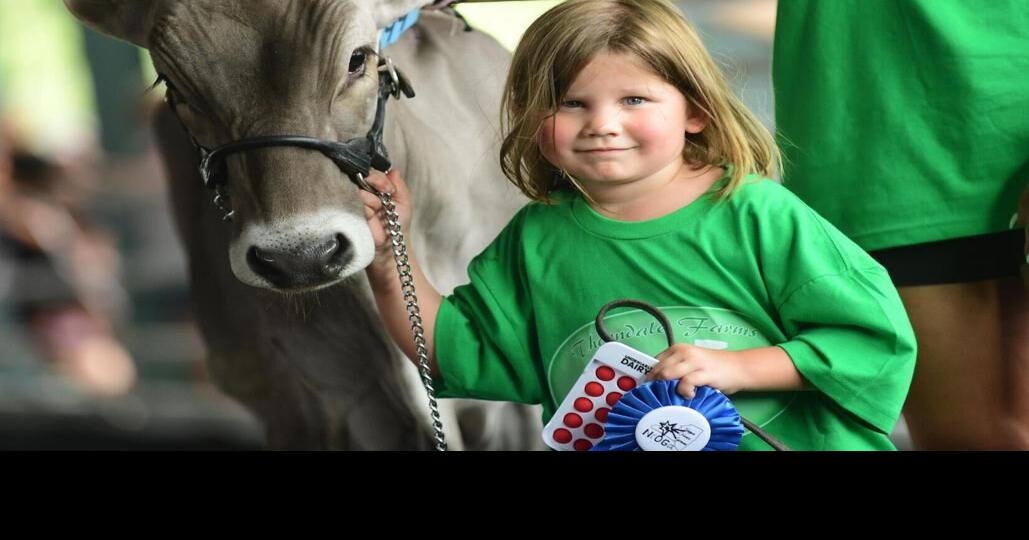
543, 341, 659, 451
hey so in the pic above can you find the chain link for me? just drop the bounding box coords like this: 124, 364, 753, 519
213, 186, 235, 222
377, 188, 447, 452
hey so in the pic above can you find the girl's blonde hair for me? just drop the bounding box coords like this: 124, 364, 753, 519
500, 0, 781, 202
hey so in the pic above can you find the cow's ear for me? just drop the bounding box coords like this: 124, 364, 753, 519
64, 0, 158, 48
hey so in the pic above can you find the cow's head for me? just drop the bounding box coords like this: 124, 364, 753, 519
65, 0, 429, 291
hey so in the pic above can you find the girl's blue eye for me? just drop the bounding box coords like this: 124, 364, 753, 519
560, 100, 584, 109
625, 96, 647, 105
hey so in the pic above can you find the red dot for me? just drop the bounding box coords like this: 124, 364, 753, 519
584, 382, 604, 397
596, 366, 615, 381
563, 413, 583, 428
617, 377, 637, 391
553, 429, 572, 444
606, 392, 623, 407
573, 439, 593, 452
574, 398, 594, 412
595, 408, 610, 423
584, 423, 605, 439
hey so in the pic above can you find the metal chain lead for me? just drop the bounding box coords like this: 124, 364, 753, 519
373, 179, 447, 452
213, 185, 235, 222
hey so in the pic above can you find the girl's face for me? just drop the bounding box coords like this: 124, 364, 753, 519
539, 51, 707, 194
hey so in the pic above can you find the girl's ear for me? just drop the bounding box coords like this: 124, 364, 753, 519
536, 116, 558, 154
685, 102, 710, 134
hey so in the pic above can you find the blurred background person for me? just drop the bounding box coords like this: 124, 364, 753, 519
0, 0, 262, 449
0, 132, 136, 396
774, 1, 1029, 449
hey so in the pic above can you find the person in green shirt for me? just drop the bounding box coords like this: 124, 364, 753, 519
774, 1, 1029, 449
363, 0, 916, 450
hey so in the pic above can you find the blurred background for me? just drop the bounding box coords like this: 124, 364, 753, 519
4, 0, 897, 450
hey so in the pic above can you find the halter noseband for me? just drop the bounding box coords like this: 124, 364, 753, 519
163, 56, 414, 221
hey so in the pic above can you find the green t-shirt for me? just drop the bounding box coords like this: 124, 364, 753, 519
434, 178, 916, 450
774, 0, 1029, 251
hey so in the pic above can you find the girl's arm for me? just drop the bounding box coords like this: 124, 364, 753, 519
645, 343, 810, 398
361, 169, 443, 378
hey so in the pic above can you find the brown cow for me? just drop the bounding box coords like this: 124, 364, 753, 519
65, 0, 543, 449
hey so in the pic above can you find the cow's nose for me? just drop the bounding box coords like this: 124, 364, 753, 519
246, 233, 352, 289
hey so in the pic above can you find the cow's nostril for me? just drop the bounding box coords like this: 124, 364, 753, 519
252, 247, 276, 264
247, 246, 288, 287
321, 234, 352, 276
319, 236, 340, 259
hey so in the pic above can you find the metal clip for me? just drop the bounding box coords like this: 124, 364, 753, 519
379, 57, 402, 99
353, 172, 375, 194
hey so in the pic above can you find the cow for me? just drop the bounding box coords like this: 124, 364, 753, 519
64, 0, 543, 450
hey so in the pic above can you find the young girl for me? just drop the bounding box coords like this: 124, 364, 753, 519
362, 0, 916, 450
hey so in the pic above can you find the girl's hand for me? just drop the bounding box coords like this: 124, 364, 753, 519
644, 343, 749, 398
360, 169, 413, 269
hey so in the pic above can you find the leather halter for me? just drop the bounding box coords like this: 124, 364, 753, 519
162, 57, 414, 221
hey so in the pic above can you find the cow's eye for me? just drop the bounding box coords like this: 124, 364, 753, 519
348, 50, 366, 75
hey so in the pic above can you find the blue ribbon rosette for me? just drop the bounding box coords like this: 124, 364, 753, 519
587, 298, 789, 451
592, 380, 745, 451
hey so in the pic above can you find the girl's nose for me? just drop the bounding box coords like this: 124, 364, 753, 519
584, 107, 621, 136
